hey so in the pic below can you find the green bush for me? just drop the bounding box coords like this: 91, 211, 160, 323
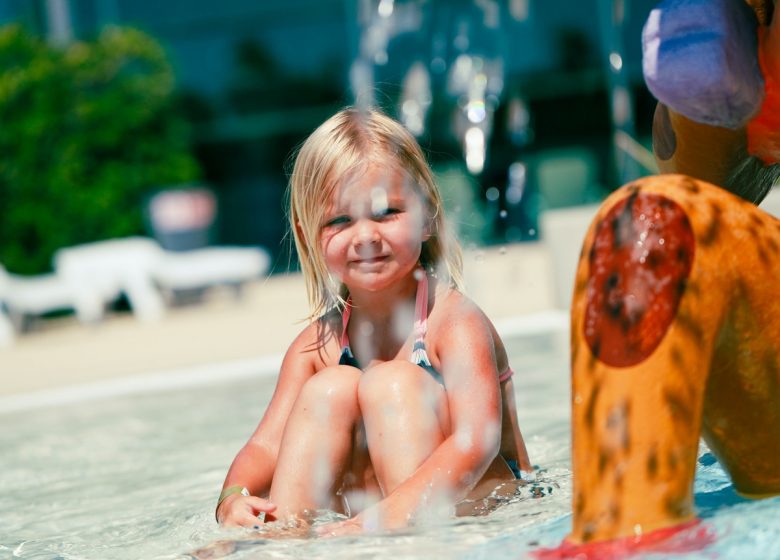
0, 24, 199, 274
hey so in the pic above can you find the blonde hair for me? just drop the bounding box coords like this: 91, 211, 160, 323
289, 107, 464, 321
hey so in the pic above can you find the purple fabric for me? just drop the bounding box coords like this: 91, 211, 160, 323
642, 0, 764, 129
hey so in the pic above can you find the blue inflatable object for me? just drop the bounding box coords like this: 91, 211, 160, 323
642, 0, 764, 129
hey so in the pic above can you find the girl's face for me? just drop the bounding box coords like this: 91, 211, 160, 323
319, 163, 429, 295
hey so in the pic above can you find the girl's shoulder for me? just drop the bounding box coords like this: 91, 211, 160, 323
427, 286, 490, 341
283, 309, 343, 371
430, 285, 484, 321
428, 285, 510, 370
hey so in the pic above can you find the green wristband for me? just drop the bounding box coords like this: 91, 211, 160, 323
216, 485, 250, 519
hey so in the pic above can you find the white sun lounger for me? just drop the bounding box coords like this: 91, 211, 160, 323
53, 237, 271, 324
0, 263, 78, 347
54, 237, 165, 323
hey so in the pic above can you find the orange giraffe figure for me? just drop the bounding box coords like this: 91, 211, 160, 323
566, 0, 780, 548
568, 175, 780, 545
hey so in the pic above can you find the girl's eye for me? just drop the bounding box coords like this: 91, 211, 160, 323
323, 215, 351, 228
373, 207, 402, 219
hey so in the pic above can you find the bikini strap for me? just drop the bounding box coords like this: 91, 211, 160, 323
498, 367, 515, 383
410, 269, 433, 367
413, 269, 428, 341
340, 300, 353, 353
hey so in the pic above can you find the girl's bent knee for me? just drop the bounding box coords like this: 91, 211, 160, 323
299, 365, 361, 409
358, 360, 443, 407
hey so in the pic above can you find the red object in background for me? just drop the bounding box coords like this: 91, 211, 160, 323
747, 26, 780, 164
149, 188, 216, 233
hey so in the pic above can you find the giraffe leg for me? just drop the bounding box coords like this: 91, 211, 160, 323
568, 174, 780, 544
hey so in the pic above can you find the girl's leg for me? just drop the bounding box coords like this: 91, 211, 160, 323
359, 360, 518, 522
357, 360, 451, 495
269, 366, 362, 520
336, 419, 383, 516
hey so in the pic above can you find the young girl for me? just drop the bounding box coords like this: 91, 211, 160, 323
215, 107, 532, 534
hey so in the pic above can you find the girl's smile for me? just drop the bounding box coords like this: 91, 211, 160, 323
351, 255, 389, 267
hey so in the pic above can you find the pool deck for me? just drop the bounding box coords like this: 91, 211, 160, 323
0, 243, 562, 401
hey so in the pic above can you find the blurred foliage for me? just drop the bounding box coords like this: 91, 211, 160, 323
0, 24, 199, 274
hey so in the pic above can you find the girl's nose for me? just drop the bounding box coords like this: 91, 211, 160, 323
354, 218, 380, 246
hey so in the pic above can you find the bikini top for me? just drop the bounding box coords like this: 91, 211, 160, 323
337, 270, 514, 384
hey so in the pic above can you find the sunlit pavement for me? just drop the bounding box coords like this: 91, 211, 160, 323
0, 243, 556, 398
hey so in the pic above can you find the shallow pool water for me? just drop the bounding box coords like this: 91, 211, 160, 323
1, 325, 778, 559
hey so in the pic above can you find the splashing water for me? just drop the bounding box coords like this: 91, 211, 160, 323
2, 329, 779, 558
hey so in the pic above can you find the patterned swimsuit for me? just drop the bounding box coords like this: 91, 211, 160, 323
337, 270, 514, 385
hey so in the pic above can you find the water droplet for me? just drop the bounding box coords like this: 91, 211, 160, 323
609, 52, 623, 72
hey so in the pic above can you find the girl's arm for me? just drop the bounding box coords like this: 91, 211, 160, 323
216, 323, 322, 526
484, 315, 533, 472
499, 377, 532, 471
334, 299, 504, 531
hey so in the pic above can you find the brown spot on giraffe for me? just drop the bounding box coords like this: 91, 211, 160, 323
670, 346, 685, 370
664, 389, 694, 427
665, 494, 691, 518
583, 193, 695, 367
675, 311, 705, 347
767, 236, 779, 254
667, 449, 680, 472
609, 501, 622, 523
684, 280, 700, 298
647, 447, 659, 480
699, 201, 723, 246
575, 492, 585, 517
680, 177, 701, 195
598, 450, 611, 475
584, 382, 601, 431
758, 245, 770, 266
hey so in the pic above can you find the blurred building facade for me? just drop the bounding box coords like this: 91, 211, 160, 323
0, 0, 660, 271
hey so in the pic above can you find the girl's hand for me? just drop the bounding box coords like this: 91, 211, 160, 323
217, 494, 277, 528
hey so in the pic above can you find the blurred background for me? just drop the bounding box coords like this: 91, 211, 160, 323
0, 0, 663, 387
0, 0, 660, 272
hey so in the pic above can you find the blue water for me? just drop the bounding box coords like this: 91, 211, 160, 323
1, 328, 778, 559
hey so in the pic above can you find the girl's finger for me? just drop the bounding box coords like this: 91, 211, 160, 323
246, 496, 276, 512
